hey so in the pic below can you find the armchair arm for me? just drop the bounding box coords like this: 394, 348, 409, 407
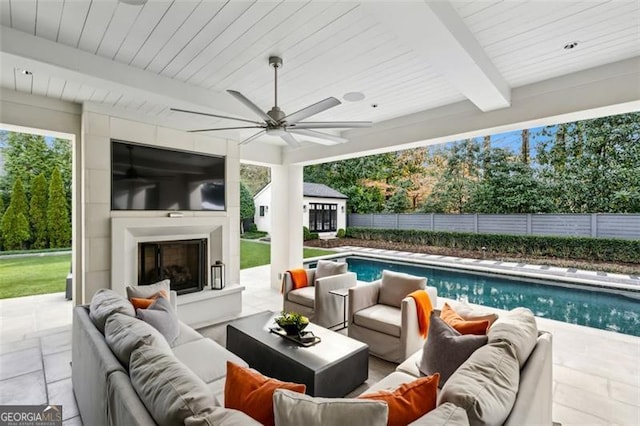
314, 272, 357, 327
282, 269, 316, 295
401, 294, 427, 360
348, 281, 380, 323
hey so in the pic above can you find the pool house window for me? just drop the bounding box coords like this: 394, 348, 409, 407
309, 203, 337, 232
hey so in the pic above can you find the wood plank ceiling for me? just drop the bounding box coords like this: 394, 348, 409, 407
1, 0, 638, 143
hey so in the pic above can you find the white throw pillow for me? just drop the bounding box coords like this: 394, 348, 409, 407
126, 280, 171, 301
272, 389, 388, 426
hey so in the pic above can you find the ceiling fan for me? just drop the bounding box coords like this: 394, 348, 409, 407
171, 56, 371, 148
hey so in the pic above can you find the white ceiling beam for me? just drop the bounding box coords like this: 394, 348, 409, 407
285, 57, 640, 166
361, 1, 511, 112
0, 25, 246, 117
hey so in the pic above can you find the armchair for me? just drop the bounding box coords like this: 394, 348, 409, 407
348, 270, 437, 363
282, 260, 357, 328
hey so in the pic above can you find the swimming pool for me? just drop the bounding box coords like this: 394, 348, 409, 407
343, 256, 640, 337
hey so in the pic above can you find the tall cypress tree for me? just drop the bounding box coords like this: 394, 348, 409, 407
1, 180, 31, 250
10, 178, 29, 221
47, 167, 71, 248
30, 173, 49, 248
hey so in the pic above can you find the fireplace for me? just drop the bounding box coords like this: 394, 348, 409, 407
138, 239, 207, 295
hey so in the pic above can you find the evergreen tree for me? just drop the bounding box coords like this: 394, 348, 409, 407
1, 184, 31, 251
0, 195, 4, 216
30, 173, 49, 248
239, 182, 255, 234
0, 132, 49, 196
47, 167, 71, 248
10, 178, 29, 220
0, 195, 4, 250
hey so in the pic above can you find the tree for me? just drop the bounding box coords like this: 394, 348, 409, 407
0, 132, 49, 197
1, 204, 30, 250
47, 167, 71, 248
385, 188, 411, 213
240, 164, 270, 195
30, 173, 49, 248
239, 182, 255, 234
520, 129, 530, 164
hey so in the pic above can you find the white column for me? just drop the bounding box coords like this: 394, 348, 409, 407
270, 164, 304, 290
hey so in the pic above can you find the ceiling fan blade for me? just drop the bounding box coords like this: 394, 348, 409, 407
280, 131, 301, 148
289, 121, 372, 129
170, 107, 262, 125
288, 129, 348, 145
239, 130, 266, 146
282, 97, 341, 125
188, 126, 264, 133
227, 90, 276, 125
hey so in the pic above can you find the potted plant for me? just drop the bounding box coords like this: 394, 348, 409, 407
274, 311, 309, 336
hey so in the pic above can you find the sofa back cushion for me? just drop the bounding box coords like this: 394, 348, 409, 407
379, 270, 426, 308
438, 340, 520, 426
136, 296, 180, 345
184, 407, 261, 426
419, 313, 487, 387
89, 288, 135, 334
273, 389, 388, 426
129, 345, 216, 426
104, 313, 172, 368
488, 307, 538, 368
314, 260, 348, 281
410, 402, 469, 425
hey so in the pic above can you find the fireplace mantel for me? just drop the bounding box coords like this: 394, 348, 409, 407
111, 216, 226, 296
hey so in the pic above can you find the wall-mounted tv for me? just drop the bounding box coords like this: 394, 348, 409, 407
111, 140, 225, 211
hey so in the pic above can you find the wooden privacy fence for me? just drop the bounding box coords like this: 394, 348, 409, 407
347, 213, 640, 240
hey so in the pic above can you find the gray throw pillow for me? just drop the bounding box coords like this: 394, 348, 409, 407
89, 288, 135, 334
136, 296, 180, 345
378, 270, 426, 308
439, 340, 520, 426
419, 312, 487, 387
315, 260, 348, 281
104, 313, 172, 368
273, 389, 388, 426
129, 345, 216, 426
126, 280, 171, 301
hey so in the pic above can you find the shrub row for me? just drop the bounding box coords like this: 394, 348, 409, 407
345, 227, 640, 264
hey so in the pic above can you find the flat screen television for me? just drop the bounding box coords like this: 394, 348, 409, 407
111, 140, 225, 211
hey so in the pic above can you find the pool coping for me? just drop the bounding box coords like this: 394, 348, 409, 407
305, 246, 640, 294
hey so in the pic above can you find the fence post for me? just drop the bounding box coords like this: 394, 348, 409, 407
591, 214, 598, 237
396, 214, 400, 229
431, 213, 435, 231
474, 214, 479, 234
526, 214, 532, 235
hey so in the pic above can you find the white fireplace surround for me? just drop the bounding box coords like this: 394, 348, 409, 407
111, 216, 226, 296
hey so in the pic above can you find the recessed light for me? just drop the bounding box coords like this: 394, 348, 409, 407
563, 41, 579, 50
20, 69, 32, 76
343, 92, 365, 102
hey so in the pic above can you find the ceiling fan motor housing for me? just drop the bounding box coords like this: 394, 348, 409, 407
269, 56, 283, 68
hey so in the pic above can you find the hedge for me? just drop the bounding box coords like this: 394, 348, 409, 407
345, 227, 640, 264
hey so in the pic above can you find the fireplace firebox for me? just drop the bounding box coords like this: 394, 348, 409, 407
138, 239, 207, 295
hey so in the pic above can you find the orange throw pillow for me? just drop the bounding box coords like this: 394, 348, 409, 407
440, 303, 489, 335
359, 374, 440, 426
224, 361, 306, 426
130, 289, 169, 310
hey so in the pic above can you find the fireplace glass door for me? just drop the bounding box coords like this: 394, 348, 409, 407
138, 239, 207, 295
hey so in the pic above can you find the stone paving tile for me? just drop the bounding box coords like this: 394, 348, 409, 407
552, 403, 609, 426
47, 378, 79, 421
41, 330, 72, 355
0, 370, 47, 405
0, 336, 39, 355
609, 379, 640, 407
555, 383, 640, 425
44, 350, 72, 383
0, 346, 42, 380
553, 364, 608, 397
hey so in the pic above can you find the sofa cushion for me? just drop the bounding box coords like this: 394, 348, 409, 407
104, 313, 172, 368
287, 286, 315, 308
363, 371, 420, 394
379, 270, 426, 308
438, 340, 520, 426
359, 374, 439, 426
450, 302, 498, 328
126, 280, 170, 301
353, 304, 401, 337
184, 407, 261, 426
409, 402, 470, 425
273, 389, 388, 426
173, 339, 248, 384
224, 361, 305, 426
89, 288, 135, 334
315, 260, 348, 281
440, 303, 489, 335
129, 345, 216, 426
172, 321, 204, 347
419, 313, 487, 387
396, 351, 422, 378
136, 296, 180, 345
488, 307, 538, 368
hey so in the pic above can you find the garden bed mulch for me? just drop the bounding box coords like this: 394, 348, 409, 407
304, 238, 640, 276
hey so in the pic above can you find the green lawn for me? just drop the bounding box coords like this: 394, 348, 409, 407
241, 240, 336, 269
0, 253, 71, 299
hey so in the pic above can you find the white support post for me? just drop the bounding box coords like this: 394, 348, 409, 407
269, 164, 304, 290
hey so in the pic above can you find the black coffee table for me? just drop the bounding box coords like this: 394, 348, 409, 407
226, 311, 369, 397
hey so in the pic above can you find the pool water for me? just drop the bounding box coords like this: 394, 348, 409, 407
345, 256, 640, 337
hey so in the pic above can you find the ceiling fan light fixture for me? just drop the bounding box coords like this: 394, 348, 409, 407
266, 128, 285, 137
